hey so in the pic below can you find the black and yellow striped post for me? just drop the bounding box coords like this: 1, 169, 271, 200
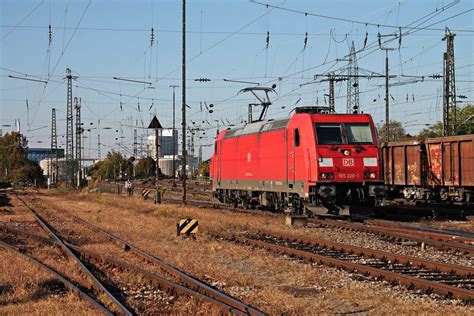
142, 189, 151, 200
177, 218, 198, 237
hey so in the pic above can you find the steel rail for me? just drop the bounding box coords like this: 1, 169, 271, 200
66, 244, 249, 316
0, 226, 251, 315
211, 231, 474, 301
59, 208, 265, 316
15, 194, 133, 316
364, 219, 474, 241
378, 226, 474, 245
0, 241, 113, 316
254, 229, 474, 276
309, 219, 474, 255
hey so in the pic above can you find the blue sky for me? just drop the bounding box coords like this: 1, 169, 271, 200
1, 0, 473, 160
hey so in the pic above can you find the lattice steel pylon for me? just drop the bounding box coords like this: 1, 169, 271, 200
74, 97, 82, 186
346, 41, 360, 113
50, 108, 58, 184
442, 28, 456, 136
133, 129, 138, 157
65, 68, 75, 187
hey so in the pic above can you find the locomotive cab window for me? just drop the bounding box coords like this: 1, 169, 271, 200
294, 129, 300, 147
315, 124, 343, 144
345, 123, 373, 144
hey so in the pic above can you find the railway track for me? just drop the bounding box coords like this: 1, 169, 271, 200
0, 240, 113, 315
0, 192, 264, 315
210, 230, 474, 302
154, 196, 474, 256
309, 219, 474, 256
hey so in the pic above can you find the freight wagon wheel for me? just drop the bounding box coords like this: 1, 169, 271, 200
439, 189, 449, 201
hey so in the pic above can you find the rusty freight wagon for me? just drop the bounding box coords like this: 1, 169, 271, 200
382, 140, 428, 200
425, 135, 474, 203
382, 134, 474, 205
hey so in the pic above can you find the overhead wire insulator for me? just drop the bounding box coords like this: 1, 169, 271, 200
194, 78, 211, 82
304, 32, 308, 49
150, 27, 155, 46
363, 31, 368, 48
48, 24, 52, 45
398, 27, 402, 47
266, 31, 270, 49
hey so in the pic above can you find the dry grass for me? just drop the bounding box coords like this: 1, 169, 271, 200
420, 219, 474, 232
22, 190, 474, 315
0, 250, 95, 315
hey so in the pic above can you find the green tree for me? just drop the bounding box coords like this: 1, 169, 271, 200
0, 132, 44, 184
377, 120, 408, 143
135, 157, 155, 179
88, 151, 126, 181
417, 104, 473, 140
197, 160, 210, 178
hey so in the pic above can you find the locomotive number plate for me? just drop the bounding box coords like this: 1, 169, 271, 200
342, 158, 354, 167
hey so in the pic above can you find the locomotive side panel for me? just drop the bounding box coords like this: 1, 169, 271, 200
217, 126, 289, 192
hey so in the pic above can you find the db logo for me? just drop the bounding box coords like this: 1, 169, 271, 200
342, 158, 354, 167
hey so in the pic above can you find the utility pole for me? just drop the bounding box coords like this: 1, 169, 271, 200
215, 120, 220, 138
442, 28, 456, 136
378, 30, 401, 142
65, 68, 76, 187
97, 134, 101, 160
182, 0, 187, 203
346, 41, 360, 113
169, 84, 179, 187
74, 97, 82, 187
155, 128, 160, 182
50, 108, 58, 184
385, 51, 390, 142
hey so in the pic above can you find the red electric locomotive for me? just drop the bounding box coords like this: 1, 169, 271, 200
210, 107, 385, 216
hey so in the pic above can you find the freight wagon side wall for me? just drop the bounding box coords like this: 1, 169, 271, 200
426, 135, 474, 187
382, 141, 424, 187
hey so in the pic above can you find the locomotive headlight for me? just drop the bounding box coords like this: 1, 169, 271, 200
364, 172, 377, 179
343, 150, 350, 156
320, 172, 333, 180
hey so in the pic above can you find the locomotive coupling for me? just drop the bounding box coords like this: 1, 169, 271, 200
318, 186, 336, 197
369, 185, 385, 197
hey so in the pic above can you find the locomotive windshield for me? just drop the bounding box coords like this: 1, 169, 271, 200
315, 124, 343, 144
315, 123, 374, 145
345, 123, 373, 144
